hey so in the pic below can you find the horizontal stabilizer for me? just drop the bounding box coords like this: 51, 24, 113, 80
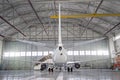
74, 37, 106, 46
16, 39, 46, 46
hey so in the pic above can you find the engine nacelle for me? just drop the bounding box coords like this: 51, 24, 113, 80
74, 63, 80, 69
40, 63, 47, 71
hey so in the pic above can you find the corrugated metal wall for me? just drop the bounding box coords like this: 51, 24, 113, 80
1, 39, 110, 70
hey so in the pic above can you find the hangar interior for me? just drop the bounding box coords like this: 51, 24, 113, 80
0, 0, 120, 80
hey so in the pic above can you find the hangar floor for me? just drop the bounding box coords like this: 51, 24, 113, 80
0, 69, 120, 80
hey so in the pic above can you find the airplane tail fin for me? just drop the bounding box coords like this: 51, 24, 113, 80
58, 3, 63, 46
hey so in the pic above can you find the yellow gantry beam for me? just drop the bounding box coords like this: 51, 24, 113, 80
50, 13, 120, 19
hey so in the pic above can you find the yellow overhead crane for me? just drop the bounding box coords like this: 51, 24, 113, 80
50, 13, 120, 19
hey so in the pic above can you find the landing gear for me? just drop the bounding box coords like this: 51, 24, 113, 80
40, 64, 47, 71
51, 68, 53, 72
48, 68, 54, 72
67, 67, 70, 72
67, 67, 73, 72
48, 68, 51, 72
59, 67, 62, 71
71, 67, 73, 72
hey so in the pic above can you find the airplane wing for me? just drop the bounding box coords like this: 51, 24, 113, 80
15, 39, 55, 49
5, 36, 106, 50
65, 37, 106, 49
67, 58, 113, 69
67, 58, 113, 64
16, 39, 46, 46
4, 36, 55, 49
74, 37, 106, 46
16, 37, 105, 49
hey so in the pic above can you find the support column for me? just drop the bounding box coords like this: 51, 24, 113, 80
0, 40, 3, 66
109, 37, 116, 63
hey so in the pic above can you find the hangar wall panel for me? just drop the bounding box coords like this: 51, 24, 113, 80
2, 39, 110, 70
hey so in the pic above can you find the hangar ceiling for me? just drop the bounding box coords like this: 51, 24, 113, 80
0, 0, 120, 41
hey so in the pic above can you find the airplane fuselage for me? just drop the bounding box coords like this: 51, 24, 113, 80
53, 46, 67, 64
52, 3, 68, 65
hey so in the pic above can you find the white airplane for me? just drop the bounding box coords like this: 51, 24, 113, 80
16, 3, 106, 72
33, 4, 68, 71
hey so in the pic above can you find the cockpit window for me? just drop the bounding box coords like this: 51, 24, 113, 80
59, 46, 62, 51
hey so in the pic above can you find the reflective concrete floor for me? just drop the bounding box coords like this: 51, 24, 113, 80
0, 69, 120, 80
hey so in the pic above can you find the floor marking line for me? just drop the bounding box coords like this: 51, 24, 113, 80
56, 72, 63, 80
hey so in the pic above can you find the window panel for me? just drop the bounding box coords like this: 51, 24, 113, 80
49, 51, 53, 55
26, 52, 31, 56
21, 52, 25, 56
74, 51, 79, 55
9, 52, 15, 57
14, 52, 20, 57
91, 51, 97, 55
103, 51, 109, 55
68, 51, 73, 55
32, 52, 37, 56
85, 51, 91, 55
38, 51, 42, 56
4, 52, 9, 57
80, 51, 84, 55
97, 50, 103, 55
43, 51, 48, 56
